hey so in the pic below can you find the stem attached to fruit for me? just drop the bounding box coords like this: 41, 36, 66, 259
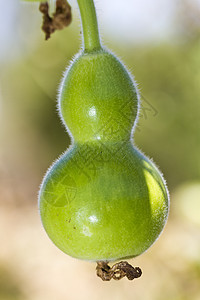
77, 0, 101, 51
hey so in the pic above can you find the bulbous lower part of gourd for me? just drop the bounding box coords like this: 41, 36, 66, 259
39, 141, 169, 261
59, 49, 139, 143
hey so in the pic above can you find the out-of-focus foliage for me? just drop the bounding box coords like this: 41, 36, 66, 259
0, 266, 24, 300
133, 40, 200, 188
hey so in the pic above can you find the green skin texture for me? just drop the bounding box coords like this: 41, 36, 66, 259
39, 49, 169, 261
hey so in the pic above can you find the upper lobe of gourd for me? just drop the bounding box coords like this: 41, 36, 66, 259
60, 50, 139, 143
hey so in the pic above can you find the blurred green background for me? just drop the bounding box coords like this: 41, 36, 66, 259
0, 0, 200, 299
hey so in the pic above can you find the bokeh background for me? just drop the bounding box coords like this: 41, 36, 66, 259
0, 0, 200, 299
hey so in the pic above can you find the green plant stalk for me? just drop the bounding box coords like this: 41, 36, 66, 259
77, 0, 101, 51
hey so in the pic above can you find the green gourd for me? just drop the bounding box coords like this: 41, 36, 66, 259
39, 0, 169, 262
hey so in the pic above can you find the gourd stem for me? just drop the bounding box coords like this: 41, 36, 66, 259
77, 0, 101, 51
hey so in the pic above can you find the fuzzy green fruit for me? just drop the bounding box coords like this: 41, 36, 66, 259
39, 48, 169, 261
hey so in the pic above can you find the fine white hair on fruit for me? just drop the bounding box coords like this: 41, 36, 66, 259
56, 46, 141, 143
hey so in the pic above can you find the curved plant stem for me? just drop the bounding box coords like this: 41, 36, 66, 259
77, 0, 101, 51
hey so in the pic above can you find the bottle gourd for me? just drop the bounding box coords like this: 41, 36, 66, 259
39, 0, 169, 262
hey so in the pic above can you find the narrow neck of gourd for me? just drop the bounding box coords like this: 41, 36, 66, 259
77, 0, 102, 52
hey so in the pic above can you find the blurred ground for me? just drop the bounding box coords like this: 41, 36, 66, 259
0, 0, 200, 299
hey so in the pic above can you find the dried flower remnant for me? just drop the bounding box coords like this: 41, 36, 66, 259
39, 0, 72, 40
96, 261, 142, 281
